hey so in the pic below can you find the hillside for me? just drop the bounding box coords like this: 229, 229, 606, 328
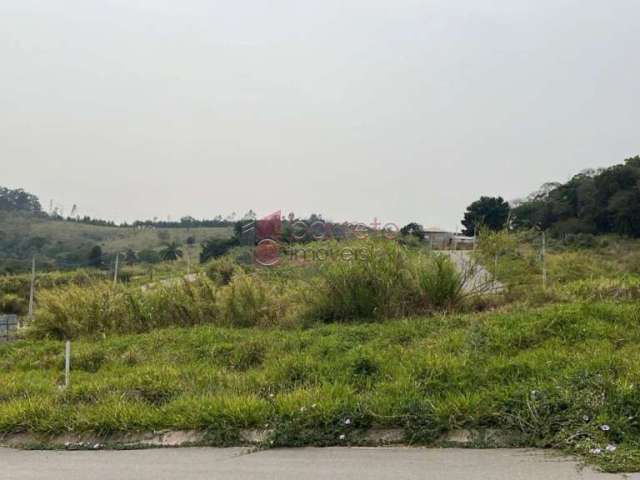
0, 211, 232, 273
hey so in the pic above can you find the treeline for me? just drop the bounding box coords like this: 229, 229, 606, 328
0, 187, 235, 228
462, 155, 640, 238
511, 156, 640, 237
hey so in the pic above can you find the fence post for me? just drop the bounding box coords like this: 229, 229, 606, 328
64, 340, 71, 388
113, 253, 119, 287
28, 256, 36, 319
541, 231, 547, 289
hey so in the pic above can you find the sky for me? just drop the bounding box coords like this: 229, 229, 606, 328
1, 0, 638, 229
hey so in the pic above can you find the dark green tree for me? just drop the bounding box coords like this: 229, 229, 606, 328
461, 196, 510, 236
400, 222, 426, 240
0, 187, 42, 213
88, 245, 104, 268
159, 242, 183, 261
200, 238, 236, 263
124, 249, 138, 265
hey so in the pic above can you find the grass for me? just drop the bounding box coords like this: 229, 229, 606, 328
24, 239, 471, 338
1, 302, 640, 471
5, 232, 640, 472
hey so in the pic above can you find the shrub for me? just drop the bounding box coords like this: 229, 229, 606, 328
218, 274, 290, 327
0, 293, 27, 315
27, 279, 219, 339
307, 240, 416, 322
206, 257, 243, 286
414, 254, 464, 310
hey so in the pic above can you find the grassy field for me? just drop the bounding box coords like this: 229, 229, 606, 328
2, 232, 640, 472
2, 302, 640, 471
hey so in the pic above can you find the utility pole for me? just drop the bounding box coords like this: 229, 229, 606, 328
28, 256, 36, 318
113, 253, 119, 287
541, 231, 547, 289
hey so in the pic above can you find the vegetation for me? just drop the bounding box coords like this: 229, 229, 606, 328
511, 156, 640, 237
1, 303, 640, 471
461, 196, 510, 236
4, 165, 640, 472
159, 242, 184, 261
0, 186, 234, 273
22, 239, 472, 338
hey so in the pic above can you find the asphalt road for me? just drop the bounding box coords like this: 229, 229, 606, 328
1, 447, 637, 480
438, 250, 504, 293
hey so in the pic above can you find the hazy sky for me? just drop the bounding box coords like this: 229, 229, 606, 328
1, 0, 638, 229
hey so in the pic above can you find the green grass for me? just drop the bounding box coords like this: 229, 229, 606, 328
5, 232, 640, 472
24, 240, 472, 338
1, 302, 640, 471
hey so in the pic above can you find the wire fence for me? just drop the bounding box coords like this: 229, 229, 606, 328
0, 314, 18, 342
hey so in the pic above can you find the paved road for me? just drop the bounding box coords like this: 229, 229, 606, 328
1, 447, 637, 480
437, 250, 504, 294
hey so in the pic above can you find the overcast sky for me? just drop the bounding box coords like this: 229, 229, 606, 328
1, 0, 638, 228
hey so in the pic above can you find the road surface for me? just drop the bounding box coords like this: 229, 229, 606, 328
1, 447, 636, 480
438, 250, 504, 294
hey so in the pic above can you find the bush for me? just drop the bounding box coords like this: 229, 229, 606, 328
206, 257, 243, 286
200, 238, 237, 264
307, 240, 416, 322
218, 274, 291, 327
0, 293, 27, 315
414, 254, 463, 310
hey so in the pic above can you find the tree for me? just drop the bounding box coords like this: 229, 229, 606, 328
461, 196, 510, 236
200, 238, 236, 263
159, 242, 183, 261
138, 249, 161, 264
88, 245, 104, 268
510, 155, 640, 237
124, 249, 138, 265
0, 187, 42, 213
400, 222, 426, 240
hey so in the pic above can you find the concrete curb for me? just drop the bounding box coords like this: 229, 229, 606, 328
0, 428, 525, 450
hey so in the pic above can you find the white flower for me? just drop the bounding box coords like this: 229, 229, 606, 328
339, 434, 346, 440
582, 415, 590, 422
269, 393, 275, 399
311, 403, 317, 409
600, 424, 610, 431
606, 444, 617, 452
590, 448, 602, 455
300, 406, 306, 413
344, 419, 352, 425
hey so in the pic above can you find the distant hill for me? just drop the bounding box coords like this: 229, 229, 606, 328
0, 187, 233, 273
